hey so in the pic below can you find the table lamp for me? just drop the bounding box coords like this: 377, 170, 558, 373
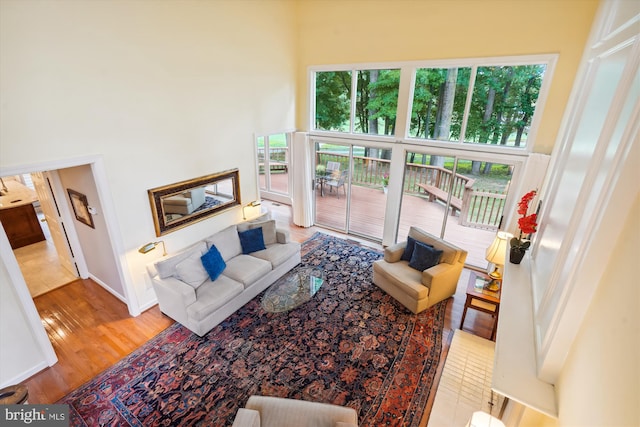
484, 231, 512, 291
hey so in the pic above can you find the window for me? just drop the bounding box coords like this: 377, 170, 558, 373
315, 68, 400, 136
313, 58, 552, 151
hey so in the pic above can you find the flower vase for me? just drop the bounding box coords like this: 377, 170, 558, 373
382, 186, 388, 194
509, 247, 527, 264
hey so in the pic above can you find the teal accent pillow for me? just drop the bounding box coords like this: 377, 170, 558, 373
408, 241, 443, 271
238, 227, 266, 254
401, 236, 417, 261
200, 245, 226, 281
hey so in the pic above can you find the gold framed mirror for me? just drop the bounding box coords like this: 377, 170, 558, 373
148, 169, 241, 236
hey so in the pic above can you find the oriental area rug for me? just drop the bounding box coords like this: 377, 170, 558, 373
58, 232, 446, 426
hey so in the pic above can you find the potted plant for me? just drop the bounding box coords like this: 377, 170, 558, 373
381, 172, 389, 193
510, 190, 538, 264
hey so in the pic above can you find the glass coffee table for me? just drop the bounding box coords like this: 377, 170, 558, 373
262, 267, 324, 313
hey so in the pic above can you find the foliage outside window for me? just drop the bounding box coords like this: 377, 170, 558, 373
315, 69, 400, 136
314, 61, 548, 150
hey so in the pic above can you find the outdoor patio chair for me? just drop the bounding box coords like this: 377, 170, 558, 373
326, 169, 348, 198
326, 161, 341, 174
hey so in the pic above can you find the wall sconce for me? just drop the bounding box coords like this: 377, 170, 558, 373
138, 241, 167, 256
484, 231, 512, 291
242, 200, 261, 220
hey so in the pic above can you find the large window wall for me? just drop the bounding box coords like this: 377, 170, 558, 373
308, 56, 553, 268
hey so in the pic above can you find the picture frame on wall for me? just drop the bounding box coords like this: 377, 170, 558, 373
67, 189, 95, 229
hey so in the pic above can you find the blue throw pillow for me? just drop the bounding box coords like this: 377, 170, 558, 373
200, 245, 226, 281
401, 236, 416, 261
408, 241, 443, 272
238, 227, 266, 254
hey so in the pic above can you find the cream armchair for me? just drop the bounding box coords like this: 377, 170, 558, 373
231, 395, 358, 427
372, 226, 467, 314
163, 187, 206, 215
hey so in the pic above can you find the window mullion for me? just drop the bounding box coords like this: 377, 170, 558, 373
395, 67, 414, 140
350, 70, 358, 133
458, 65, 478, 143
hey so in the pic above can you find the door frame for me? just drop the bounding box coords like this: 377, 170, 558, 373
0, 154, 139, 373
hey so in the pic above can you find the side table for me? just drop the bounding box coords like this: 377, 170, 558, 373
459, 271, 501, 341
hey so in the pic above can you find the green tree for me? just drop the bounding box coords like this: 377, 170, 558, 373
315, 71, 351, 131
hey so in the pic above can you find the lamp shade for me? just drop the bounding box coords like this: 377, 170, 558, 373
465, 411, 505, 427
485, 231, 512, 266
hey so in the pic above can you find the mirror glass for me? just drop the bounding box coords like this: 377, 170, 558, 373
148, 169, 240, 236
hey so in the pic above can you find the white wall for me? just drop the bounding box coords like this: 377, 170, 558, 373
1, 0, 296, 299
0, 0, 297, 382
59, 165, 124, 297
0, 237, 51, 386
555, 195, 639, 427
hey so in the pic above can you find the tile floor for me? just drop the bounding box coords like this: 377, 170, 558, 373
12, 213, 77, 297
428, 329, 505, 427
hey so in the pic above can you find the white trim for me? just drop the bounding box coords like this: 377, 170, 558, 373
0, 222, 58, 369
1, 361, 50, 389
308, 53, 559, 73
0, 154, 141, 378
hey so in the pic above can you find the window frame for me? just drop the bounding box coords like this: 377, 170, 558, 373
309, 54, 558, 155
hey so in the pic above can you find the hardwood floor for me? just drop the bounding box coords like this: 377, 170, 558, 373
23, 200, 496, 414
26, 279, 173, 403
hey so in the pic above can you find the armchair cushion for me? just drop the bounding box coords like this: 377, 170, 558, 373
235, 395, 358, 427
232, 408, 260, 427
401, 235, 417, 261
408, 241, 442, 272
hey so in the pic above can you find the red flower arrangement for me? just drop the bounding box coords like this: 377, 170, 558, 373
511, 190, 538, 251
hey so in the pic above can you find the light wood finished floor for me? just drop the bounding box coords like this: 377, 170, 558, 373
23, 200, 496, 424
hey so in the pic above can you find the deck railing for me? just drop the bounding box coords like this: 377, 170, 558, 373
316, 151, 506, 230
258, 147, 289, 172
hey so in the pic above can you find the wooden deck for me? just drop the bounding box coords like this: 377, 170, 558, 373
265, 172, 496, 268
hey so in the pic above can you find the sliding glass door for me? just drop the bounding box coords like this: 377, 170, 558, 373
314, 142, 387, 242
314, 141, 349, 232
399, 150, 513, 268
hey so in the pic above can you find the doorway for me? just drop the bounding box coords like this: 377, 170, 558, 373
1, 156, 138, 382
3, 173, 78, 298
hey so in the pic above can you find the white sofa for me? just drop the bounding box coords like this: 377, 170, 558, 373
232, 395, 358, 427
147, 217, 301, 336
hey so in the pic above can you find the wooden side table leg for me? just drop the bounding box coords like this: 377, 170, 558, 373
460, 295, 471, 330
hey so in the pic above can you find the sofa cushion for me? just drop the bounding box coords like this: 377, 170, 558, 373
174, 252, 209, 288
206, 225, 242, 262
187, 275, 244, 321
237, 219, 277, 246
200, 245, 227, 281
409, 241, 443, 271
238, 227, 267, 254
155, 241, 208, 279
251, 241, 301, 268
223, 255, 272, 287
